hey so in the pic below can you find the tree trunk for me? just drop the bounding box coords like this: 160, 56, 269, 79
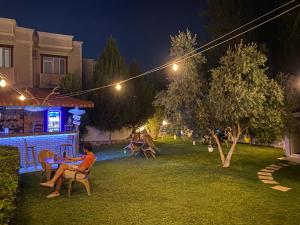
222, 138, 238, 168
212, 134, 225, 165
222, 122, 241, 168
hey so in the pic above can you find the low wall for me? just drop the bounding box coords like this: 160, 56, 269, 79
81, 126, 132, 145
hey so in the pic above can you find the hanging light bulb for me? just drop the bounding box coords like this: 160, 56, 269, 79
172, 63, 179, 72
115, 83, 122, 91
162, 120, 169, 126
18, 95, 26, 101
0, 79, 7, 88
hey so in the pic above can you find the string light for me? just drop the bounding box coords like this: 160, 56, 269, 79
172, 63, 179, 72
162, 120, 169, 126
0, 1, 299, 102
115, 83, 122, 91
0, 79, 6, 88
49, 2, 300, 100
18, 95, 26, 101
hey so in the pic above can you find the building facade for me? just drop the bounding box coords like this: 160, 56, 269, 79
284, 110, 300, 161
0, 17, 84, 89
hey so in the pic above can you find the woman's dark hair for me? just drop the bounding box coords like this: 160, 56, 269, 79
83, 143, 93, 152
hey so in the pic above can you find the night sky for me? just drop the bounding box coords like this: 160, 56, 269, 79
1, 0, 207, 69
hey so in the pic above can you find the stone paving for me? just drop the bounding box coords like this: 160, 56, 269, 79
257, 157, 300, 192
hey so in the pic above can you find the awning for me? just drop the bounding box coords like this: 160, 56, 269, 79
0, 88, 94, 108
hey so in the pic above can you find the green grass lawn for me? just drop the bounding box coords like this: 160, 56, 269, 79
13, 139, 300, 225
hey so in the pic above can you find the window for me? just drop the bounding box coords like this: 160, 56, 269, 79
0, 47, 12, 68
42, 56, 66, 74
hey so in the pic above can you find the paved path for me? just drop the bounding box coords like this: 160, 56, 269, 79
257, 157, 299, 192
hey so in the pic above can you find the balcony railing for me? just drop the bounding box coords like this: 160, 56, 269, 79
0, 67, 14, 83
39, 73, 66, 88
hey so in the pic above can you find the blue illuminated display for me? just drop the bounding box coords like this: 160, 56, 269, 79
47, 110, 61, 132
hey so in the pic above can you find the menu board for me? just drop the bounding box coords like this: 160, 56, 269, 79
48, 110, 61, 132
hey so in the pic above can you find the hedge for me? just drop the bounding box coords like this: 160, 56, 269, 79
0, 146, 19, 225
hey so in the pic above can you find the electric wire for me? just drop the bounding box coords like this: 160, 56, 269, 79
51, 1, 300, 99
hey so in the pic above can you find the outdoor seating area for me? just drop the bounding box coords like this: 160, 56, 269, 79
124, 130, 160, 159
1, 1, 300, 224
13, 140, 300, 225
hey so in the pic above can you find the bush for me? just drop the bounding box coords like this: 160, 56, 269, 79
249, 128, 277, 145
0, 146, 19, 225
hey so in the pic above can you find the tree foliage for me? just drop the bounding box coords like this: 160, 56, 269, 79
276, 73, 300, 136
86, 37, 162, 132
88, 37, 130, 131
59, 73, 81, 94
203, 0, 300, 75
209, 41, 284, 167
155, 30, 207, 136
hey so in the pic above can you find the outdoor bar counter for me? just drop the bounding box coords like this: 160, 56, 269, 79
0, 131, 79, 168
0, 87, 94, 170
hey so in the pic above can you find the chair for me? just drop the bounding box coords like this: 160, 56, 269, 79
24, 138, 37, 169
64, 157, 97, 197
123, 132, 144, 157
38, 150, 55, 181
60, 135, 74, 157
141, 134, 159, 159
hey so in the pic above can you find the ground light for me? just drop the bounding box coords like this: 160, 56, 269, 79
18, 95, 26, 101
172, 63, 179, 72
115, 83, 122, 91
0, 79, 6, 88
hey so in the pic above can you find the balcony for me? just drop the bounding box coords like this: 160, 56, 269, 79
0, 67, 15, 83
39, 73, 65, 88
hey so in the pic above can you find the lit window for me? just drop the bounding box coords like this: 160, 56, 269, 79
0, 47, 12, 68
42, 56, 66, 74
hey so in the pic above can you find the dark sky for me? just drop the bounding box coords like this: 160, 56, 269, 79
1, 0, 207, 70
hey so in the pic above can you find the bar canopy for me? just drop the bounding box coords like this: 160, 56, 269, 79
0, 88, 94, 108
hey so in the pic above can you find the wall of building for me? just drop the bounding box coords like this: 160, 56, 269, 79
82, 58, 95, 89
0, 18, 33, 87
0, 18, 84, 89
82, 126, 132, 144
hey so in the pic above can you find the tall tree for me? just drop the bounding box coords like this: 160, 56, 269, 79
203, 0, 300, 75
208, 42, 284, 167
88, 37, 129, 133
124, 62, 156, 127
155, 30, 207, 136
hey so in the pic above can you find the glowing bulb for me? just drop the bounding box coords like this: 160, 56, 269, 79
0, 79, 6, 88
18, 95, 26, 101
172, 63, 178, 71
162, 120, 168, 126
115, 83, 122, 91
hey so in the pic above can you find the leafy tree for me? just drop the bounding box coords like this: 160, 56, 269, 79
59, 73, 81, 94
209, 41, 284, 167
203, 0, 300, 75
146, 107, 164, 139
276, 73, 300, 136
125, 62, 156, 128
155, 29, 207, 138
88, 37, 129, 135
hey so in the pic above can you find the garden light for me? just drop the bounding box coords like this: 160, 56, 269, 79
172, 63, 179, 71
0, 79, 6, 88
18, 95, 26, 101
115, 83, 122, 91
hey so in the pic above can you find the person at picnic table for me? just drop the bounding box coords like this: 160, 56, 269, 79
40, 143, 96, 198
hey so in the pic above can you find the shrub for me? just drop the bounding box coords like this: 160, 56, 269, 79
0, 146, 19, 225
